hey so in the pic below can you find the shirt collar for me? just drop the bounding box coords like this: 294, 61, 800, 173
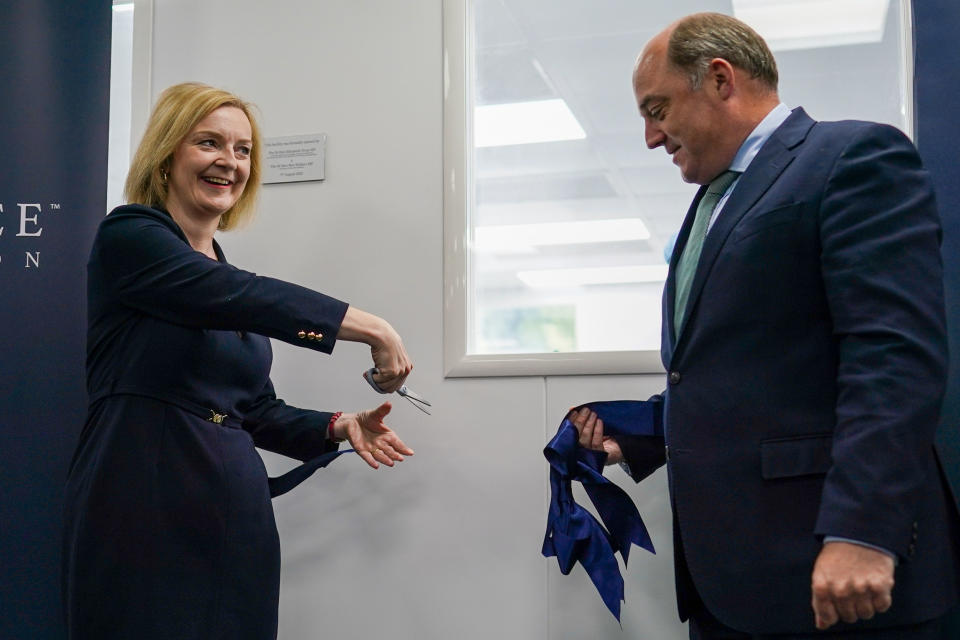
728, 102, 792, 173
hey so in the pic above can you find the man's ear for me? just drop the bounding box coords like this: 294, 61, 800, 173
708, 58, 736, 100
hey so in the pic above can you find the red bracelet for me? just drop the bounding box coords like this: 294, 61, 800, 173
327, 411, 345, 442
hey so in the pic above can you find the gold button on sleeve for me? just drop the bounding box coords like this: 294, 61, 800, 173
297, 331, 306, 339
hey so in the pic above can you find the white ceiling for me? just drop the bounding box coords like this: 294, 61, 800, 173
472, 0, 909, 290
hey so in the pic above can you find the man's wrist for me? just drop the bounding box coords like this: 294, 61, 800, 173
822, 536, 898, 564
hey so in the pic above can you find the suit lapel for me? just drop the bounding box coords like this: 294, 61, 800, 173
669, 108, 816, 358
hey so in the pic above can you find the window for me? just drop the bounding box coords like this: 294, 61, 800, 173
107, 0, 154, 214
444, 0, 912, 376
107, 1, 135, 212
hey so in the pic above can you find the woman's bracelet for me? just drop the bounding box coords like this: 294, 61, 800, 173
327, 411, 345, 442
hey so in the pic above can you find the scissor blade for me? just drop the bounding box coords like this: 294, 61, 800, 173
399, 386, 432, 407
403, 394, 432, 415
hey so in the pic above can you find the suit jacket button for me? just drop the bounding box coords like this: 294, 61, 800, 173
669, 371, 681, 385
315, 332, 323, 340
307, 332, 317, 340
297, 331, 307, 339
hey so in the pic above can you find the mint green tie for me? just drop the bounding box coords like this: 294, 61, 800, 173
673, 170, 740, 339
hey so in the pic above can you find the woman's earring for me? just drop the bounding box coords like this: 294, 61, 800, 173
160, 168, 169, 184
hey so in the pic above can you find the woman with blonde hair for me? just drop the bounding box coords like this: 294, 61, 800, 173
62, 82, 414, 639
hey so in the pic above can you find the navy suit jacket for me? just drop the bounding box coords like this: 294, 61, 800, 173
621, 108, 960, 634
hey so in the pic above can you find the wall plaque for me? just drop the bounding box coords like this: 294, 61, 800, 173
262, 133, 326, 184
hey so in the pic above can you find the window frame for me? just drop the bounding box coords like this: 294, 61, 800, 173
441, 0, 663, 378
442, 0, 913, 378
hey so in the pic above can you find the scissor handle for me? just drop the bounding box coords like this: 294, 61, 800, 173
364, 368, 411, 394
363, 368, 431, 415
363, 367, 389, 394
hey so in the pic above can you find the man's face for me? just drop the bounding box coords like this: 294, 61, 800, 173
633, 38, 731, 185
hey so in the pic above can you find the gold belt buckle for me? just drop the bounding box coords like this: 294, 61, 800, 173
208, 410, 228, 424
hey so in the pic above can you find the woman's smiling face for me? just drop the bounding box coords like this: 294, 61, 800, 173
165, 105, 252, 221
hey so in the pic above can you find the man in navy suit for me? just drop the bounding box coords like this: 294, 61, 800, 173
572, 12, 960, 638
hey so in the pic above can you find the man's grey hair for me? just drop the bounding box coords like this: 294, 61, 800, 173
667, 13, 778, 92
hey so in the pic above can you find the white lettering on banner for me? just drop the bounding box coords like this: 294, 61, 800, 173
0, 202, 61, 268
17, 203, 42, 237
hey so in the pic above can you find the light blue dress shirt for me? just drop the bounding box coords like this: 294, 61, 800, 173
708, 102, 792, 231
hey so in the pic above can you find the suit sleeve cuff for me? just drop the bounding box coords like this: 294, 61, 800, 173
823, 536, 898, 565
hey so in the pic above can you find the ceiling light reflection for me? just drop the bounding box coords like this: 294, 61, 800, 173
475, 218, 650, 254
517, 265, 669, 288
732, 0, 889, 51
474, 98, 586, 148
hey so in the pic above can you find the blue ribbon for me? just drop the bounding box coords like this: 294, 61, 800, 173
268, 448, 355, 498
542, 400, 664, 620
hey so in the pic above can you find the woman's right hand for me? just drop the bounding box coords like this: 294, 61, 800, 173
337, 307, 412, 392
367, 320, 412, 392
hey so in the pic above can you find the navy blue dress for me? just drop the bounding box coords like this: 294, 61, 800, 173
63, 205, 350, 639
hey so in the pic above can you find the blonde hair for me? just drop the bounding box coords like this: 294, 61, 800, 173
124, 82, 262, 231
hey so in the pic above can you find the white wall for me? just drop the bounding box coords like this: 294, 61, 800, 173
146, 1, 683, 637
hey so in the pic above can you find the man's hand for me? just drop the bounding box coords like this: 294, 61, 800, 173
811, 541, 895, 630
568, 406, 623, 465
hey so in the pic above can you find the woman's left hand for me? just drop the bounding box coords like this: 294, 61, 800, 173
331, 402, 414, 469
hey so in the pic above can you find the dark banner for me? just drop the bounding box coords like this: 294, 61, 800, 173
915, 2, 960, 637
915, 2, 960, 506
0, 1, 111, 637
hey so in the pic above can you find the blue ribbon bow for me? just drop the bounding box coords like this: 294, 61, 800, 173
542, 400, 664, 620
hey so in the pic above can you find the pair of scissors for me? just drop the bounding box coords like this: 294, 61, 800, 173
363, 368, 432, 415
